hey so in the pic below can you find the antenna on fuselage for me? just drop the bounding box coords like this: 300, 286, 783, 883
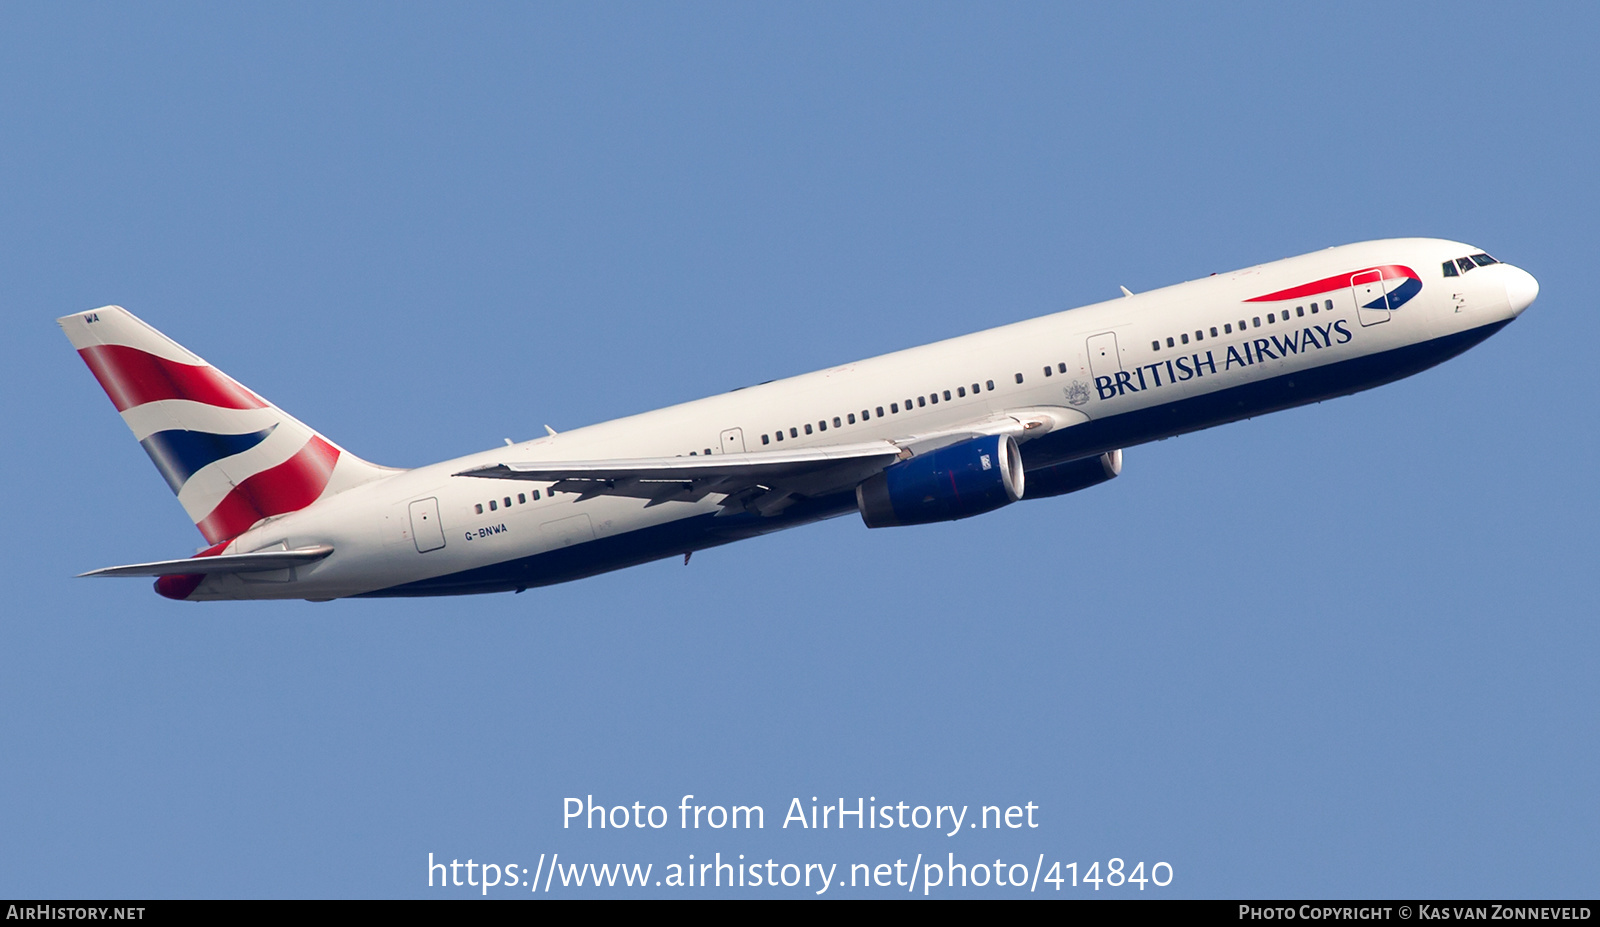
1120, 286, 1134, 298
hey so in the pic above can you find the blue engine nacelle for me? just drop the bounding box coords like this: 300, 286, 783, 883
1021, 449, 1122, 499
856, 434, 1025, 528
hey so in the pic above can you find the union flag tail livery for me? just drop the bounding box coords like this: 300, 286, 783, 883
63, 239, 1538, 602
59, 307, 396, 546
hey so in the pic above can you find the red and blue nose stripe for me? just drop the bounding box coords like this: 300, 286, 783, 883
1362, 275, 1421, 310
1247, 264, 1421, 310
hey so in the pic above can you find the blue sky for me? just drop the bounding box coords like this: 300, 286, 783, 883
2, 3, 1595, 898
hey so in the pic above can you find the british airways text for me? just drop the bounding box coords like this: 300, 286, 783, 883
1096, 320, 1353, 400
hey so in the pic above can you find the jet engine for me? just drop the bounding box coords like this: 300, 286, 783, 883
856, 434, 1024, 528
1021, 449, 1122, 499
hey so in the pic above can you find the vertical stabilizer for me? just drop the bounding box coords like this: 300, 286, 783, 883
59, 306, 399, 545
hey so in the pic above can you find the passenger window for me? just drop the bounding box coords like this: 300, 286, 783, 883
790, 427, 798, 438
891, 403, 899, 413
972, 383, 981, 394
489, 500, 497, 511
1194, 330, 1203, 341
1225, 323, 1232, 334
1167, 337, 1175, 347
831, 416, 839, 428
986, 380, 995, 391
1152, 340, 1161, 351
774, 431, 783, 441
1267, 313, 1275, 323
1210, 327, 1218, 337
1296, 306, 1305, 317
533, 491, 541, 500
917, 396, 926, 408
957, 386, 966, 397
1253, 317, 1261, 328
1014, 373, 1024, 384
819, 420, 827, 431
475, 504, 483, 514
928, 393, 938, 405
876, 406, 884, 417
942, 390, 951, 400
518, 493, 526, 504
848, 413, 856, 424
1181, 333, 1189, 344
1324, 300, 1332, 311
1238, 319, 1247, 330
762, 434, 770, 445
1058, 363, 1067, 374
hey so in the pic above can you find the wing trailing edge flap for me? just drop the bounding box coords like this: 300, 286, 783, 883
455, 406, 1088, 515
79, 546, 335, 578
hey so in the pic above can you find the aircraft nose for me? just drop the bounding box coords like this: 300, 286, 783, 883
1503, 265, 1539, 316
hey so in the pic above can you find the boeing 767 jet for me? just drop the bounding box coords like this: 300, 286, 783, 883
61, 238, 1537, 601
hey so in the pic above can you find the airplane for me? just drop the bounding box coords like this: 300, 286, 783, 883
60, 238, 1538, 602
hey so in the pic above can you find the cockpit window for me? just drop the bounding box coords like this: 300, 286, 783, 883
1470, 253, 1498, 266
1442, 261, 1459, 277
1456, 257, 1476, 274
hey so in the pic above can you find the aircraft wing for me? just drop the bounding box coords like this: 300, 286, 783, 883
455, 406, 1089, 516
456, 441, 908, 516
79, 545, 335, 577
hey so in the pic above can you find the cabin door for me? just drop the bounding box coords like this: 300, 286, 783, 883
409, 497, 446, 553
1086, 332, 1122, 380
1351, 270, 1391, 327
719, 427, 746, 454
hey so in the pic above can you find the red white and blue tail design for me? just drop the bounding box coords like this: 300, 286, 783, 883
59, 306, 397, 545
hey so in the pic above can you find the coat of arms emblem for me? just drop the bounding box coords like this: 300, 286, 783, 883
1065, 380, 1091, 406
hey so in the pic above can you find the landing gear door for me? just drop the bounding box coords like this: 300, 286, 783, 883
1352, 270, 1391, 327
409, 497, 446, 553
719, 427, 746, 454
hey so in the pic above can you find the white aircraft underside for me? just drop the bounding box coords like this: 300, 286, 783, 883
62, 238, 1538, 601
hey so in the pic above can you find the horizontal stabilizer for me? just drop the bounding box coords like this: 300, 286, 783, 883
79, 545, 334, 578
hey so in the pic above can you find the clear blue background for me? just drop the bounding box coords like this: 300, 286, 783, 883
2, 2, 1594, 898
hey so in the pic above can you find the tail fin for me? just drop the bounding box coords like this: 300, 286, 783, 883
59, 306, 399, 545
